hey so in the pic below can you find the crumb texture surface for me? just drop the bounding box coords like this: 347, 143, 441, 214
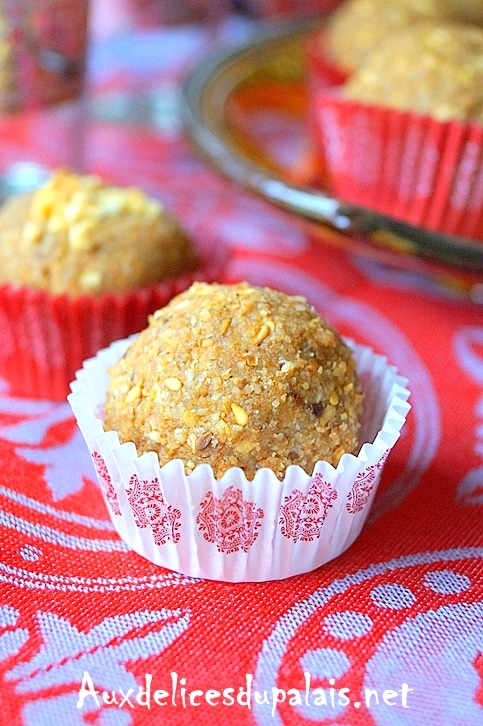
105, 281, 363, 480
343, 21, 483, 122
326, 0, 451, 72
0, 169, 198, 296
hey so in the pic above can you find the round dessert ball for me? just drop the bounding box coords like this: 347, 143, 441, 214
104, 281, 363, 480
325, 0, 451, 73
343, 21, 483, 123
445, 0, 483, 26
0, 169, 198, 296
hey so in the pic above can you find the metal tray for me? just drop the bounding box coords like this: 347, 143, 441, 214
180, 18, 483, 275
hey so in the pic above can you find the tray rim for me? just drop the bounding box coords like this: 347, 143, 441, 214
180, 17, 483, 273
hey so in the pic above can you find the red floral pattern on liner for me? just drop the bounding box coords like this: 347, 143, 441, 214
196, 486, 264, 554
279, 473, 338, 542
346, 450, 389, 514
91, 451, 121, 516
126, 474, 181, 546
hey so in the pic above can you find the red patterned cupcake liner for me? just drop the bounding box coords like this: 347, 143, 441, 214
68, 336, 411, 582
305, 33, 348, 186
306, 31, 349, 91
0, 237, 228, 401
310, 94, 483, 242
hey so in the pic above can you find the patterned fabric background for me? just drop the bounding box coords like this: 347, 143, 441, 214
1, 11, 482, 726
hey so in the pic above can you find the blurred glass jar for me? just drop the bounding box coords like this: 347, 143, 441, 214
0, 0, 89, 196
0, 0, 88, 111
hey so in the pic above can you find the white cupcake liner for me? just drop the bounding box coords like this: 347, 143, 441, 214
68, 336, 411, 582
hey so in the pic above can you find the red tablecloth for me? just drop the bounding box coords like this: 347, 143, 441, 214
1, 16, 482, 726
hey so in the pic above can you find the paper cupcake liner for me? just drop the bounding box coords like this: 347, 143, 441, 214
310, 94, 483, 241
305, 34, 349, 186
67, 335, 411, 583
0, 240, 228, 401
306, 32, 349, 91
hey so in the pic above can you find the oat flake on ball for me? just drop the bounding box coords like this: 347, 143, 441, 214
104, 282, 364, 480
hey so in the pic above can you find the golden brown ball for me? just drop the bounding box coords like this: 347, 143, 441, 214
326, 0, 471, 73
445, 0, 483, 26
0, 169, 198, 296
104, 281, 364, 480
343, 21, 483, 122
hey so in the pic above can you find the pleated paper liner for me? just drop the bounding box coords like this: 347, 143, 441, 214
304, 32, 350, 186
310, 94, 483, 242
68, 335, 411, 583
0, 236, 228, 401
306, 31, 349, 91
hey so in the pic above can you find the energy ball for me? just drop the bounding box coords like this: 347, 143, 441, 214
445, 0, 483, 26
343, 21, 483, 122
0, 169, 198, 296
325, 0, 451, 73
104, 281, 363, 480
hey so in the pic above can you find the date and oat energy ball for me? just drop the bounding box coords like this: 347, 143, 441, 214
444, 0, 483, 26
325, 0, 451, 74
343, 22, 483, 123
104, 281, 363, 480
0, 169, 198, 296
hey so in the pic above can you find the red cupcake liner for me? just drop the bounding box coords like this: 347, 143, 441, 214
306, 31, 349, 92
0, 240, 228, 401
305, 33, 349, 186
310, 93, 483, 242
